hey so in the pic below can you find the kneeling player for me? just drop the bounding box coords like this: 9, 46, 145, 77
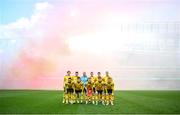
106, 77, 114, 105
85, 78, 94, 104
74, 77, 83, 103
65, 77, 75, 104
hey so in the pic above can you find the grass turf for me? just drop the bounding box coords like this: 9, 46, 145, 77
0, 90, 180, 114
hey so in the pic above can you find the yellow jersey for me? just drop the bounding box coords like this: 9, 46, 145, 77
95, 81, 104, 90
65, 82, 74, 89
106, 82, 114, 90
63, 75, 71, 85
72, 76, 79, 83
74, 81, 83, 90
102, 76, 112, 83
89, 76, 97, 84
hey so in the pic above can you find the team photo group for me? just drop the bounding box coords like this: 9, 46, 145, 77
63, 71, 114, 105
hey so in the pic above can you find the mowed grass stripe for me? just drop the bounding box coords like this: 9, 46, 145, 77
115, 91, 156, 114
119, 91, 169, 113
121, 91, 180, 113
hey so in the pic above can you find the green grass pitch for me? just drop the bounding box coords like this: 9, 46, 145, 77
0, 90, 180, 114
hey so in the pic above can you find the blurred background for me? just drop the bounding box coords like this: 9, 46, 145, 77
0, 0, 180, 90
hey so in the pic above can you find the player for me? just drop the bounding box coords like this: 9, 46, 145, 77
62, 71, 72, 103
71, 71, 80, 103
105, 77, 114, 105
89, 72, 97, 104
95, 74, 104, 105
74, 77, 83, 103
64, 77, 75, 104
85, 78, 94, 104
89, 72, 97, 93
80, 72, 88, 103
102, 71, 113, 104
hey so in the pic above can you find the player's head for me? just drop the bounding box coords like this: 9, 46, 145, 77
97, 72, 101, 76
68, 77, 72, 83
83, 72, 86, 76
75, 71, 79, 76
67, 70, 71, 76
107, 77, 112, 83
77, 77, 81, 83
90, 72, 93, 76
98, 76, 102, 82
105, 71, 109, 76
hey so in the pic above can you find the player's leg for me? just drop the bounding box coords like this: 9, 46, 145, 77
86, 88, 89, 104
75, 90, 79, 103
109, 89, 114, 105
106, 89, 111, 105
77, 90, 82, 103
65, 93, 69, 104
92, 94, 95, 104
102, 93, 105, 105
80, 91, 84, 104
92, 87, 95, 104
73, 89, 76, 104
67, 89, 72, 104
72, 93, 74, 104
85, 89, 88, 104
96, 91, 100, 105
65, 89, 70, 104
99, 91, 103, 105
80, 88, 85, 104
70, 89, 74, 104
106, 94, 110, 105
86, 95, 89, 104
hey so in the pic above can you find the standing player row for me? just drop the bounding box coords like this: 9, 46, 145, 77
62, 71, 114, 105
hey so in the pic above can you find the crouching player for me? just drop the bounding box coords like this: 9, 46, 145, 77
64, 77, 75, 104
106, 77, 114, 105
85, 78, 94, 104
74, 77, 83, 103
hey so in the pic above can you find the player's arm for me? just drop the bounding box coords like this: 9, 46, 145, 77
85, 83, 87, 90
63, 77, 65, 86
94, 83, 97, 92
64, 83, 68, 93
